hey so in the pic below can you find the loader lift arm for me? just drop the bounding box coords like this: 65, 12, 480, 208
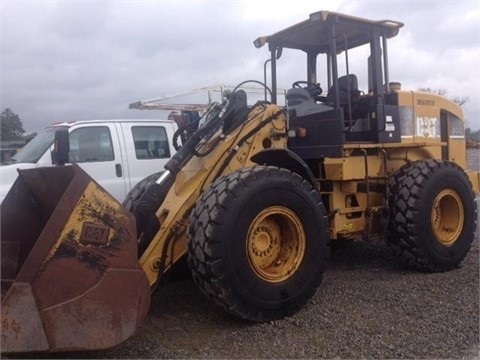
130, 89, 291, 286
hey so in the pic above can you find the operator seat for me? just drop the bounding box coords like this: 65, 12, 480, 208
321, 74, 361, 124
324, 74, 360, 105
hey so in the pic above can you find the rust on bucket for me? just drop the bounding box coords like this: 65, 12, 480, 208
1, 164, 150, 353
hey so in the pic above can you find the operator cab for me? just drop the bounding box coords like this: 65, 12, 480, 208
254, 11, 404, 158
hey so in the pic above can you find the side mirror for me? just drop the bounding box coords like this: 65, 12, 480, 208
52, 128, 69, 166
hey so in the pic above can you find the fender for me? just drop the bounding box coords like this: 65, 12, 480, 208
250, 148, 317, 189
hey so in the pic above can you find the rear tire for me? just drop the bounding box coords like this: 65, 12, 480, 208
187, 166, 330, 321
387, 160, 476, 271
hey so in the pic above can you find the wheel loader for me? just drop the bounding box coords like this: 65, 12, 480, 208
2, 11, 478, 353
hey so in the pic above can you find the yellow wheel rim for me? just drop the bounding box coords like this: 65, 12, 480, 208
246, 206, 306, 283
431, 189, 464, 246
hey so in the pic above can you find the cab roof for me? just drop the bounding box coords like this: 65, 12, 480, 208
254, 11, 404, 54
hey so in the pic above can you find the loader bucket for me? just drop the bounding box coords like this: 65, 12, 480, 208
1, 164, 151, 353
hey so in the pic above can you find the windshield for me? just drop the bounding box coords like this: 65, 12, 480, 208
9, 127, 65, 164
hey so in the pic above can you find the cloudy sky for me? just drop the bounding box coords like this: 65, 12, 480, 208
1, 0, 479, 133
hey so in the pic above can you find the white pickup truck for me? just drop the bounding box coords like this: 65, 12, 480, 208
0, 119, 178, 203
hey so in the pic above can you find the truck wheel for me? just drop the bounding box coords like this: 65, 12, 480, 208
387, 160, 477, 272
123, 172, 163, 256
187, 166, 330, 321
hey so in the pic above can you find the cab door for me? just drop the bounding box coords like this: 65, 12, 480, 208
118, 122, 175, 192
67, 124, 127, 202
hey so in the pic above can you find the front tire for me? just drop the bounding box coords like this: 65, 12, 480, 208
123, 172, 164, 256
387, 160, 477, 272
187, 166, 330, 321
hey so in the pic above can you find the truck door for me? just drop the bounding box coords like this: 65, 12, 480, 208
68, 124, 127, 201
118, 122, 174, 192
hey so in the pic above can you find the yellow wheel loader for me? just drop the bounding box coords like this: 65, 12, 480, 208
2, 11, 478, 353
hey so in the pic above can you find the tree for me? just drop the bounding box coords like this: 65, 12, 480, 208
465, 127, 480, 142
418, 87, 449, 97
451, 95, 470, 107
418, 88, 470, 108
1, 108, 25, 141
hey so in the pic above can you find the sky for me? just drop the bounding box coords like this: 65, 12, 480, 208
1, 0, 479, 133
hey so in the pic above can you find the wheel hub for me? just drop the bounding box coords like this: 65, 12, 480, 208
431, 189, 464, 246
247, 206, 306, 283
251, 226, 278, 257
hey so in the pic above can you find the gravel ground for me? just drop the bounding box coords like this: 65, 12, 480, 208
11, 222, 480, 359
14, 234, 479, 360
6, 150, 480, 360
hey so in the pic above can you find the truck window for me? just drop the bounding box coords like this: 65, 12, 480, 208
131, 126, 171, 160
69, 126, 114, 163
9, 127, 60, 164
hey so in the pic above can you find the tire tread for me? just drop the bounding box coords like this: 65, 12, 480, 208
387, 159, 476, 272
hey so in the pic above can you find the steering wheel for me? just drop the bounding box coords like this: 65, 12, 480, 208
292, 81, 323, 99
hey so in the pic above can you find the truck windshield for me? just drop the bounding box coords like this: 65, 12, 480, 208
9, 127, 65, 164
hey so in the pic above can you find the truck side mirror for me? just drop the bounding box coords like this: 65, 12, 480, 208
52, 129, 69, 166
